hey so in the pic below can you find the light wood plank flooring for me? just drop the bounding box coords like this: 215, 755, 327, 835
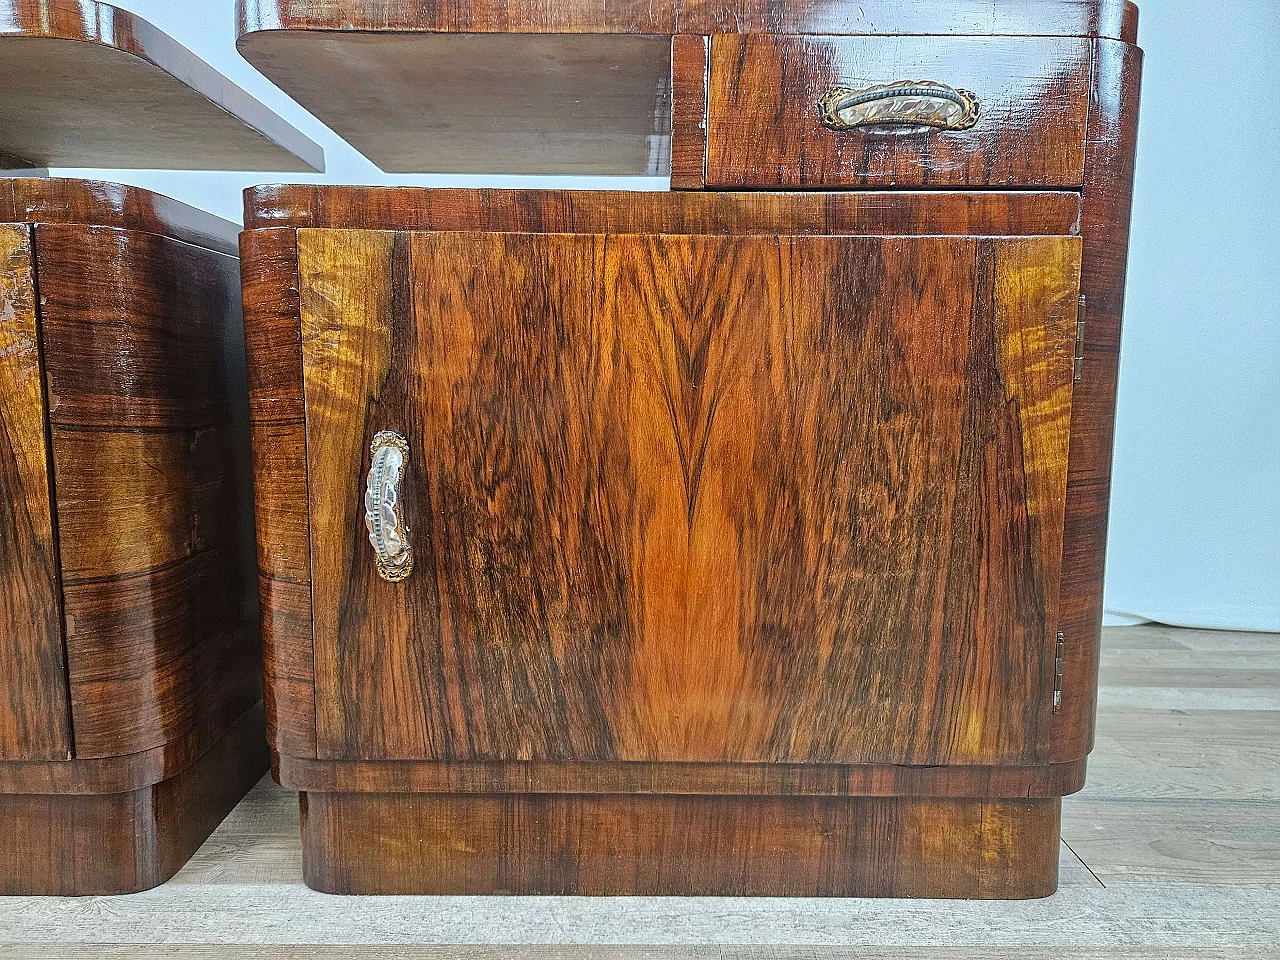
1, 625, 1277, 957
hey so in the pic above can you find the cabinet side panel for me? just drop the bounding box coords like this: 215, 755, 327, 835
241, 227, 317, 758
35, 224, 261, 759
1052, 39, 1142, 762
0, 222, 72, 760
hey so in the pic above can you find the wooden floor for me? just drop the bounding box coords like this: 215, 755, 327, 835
1, 625, 1277, 957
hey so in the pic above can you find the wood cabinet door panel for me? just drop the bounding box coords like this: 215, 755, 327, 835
299, 229, 1080, 765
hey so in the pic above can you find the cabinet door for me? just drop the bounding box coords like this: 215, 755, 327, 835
0, 223, 72, 761
299, 229, 1080, 765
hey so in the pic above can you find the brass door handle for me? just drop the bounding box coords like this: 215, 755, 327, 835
364, 430, 413, 582
818, 81, 981, 132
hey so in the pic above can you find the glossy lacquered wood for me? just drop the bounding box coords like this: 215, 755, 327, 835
237, 3, 1142, 899
0, 180, 268, 894
0, 704, 267, 895
276, 753, 1087, 798
1050, 38, 1143, 763
239, 0, 1138, 40
301, 793, 1062, 897
35, 223, 261, 761
296, 227, 1079, 765
1, 178, 239, 256
705, 36, 1091, 188
0, 223, 71, 762
244, 185, 1082, 235
0, 0, 321, 171
235, 1, 1131, 176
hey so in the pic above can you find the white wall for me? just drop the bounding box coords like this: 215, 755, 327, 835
50, 0, 1280, 632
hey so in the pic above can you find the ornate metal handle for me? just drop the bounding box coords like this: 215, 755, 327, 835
364, 431, 413, 582
818, 81, 981, 132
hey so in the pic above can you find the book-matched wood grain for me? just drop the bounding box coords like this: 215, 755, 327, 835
705, 36, 1091, 189
34, 223, 261, 760
0, 223, 72, 761
296, 228, 1079, 765
301, 792, 1062, 897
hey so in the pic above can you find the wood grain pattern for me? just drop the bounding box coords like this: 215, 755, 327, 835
0, 0, 322, 171
276, 754, 1086, 797
34, 223, 260, 760
240, 227, 317, 758
669, 35, 708, 190
0, 222, 72, 762
239, 0, 1139, 41
0, 703, 267, 895
233, 32, 671, 175
1050, 38, 1143, 763
0, 702, 264, 795
243, 185, 1082, 236
301, 792, 1062, 897
705, 36, 1090, 188
0, 177, 239, 256
297, 229, 1080, 765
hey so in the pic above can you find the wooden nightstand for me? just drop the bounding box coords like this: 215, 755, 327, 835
0, 1, 322, 894
237, 0, 1142, 898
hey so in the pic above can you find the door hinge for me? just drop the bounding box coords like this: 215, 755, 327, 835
1052, 631, 1066, 713
1074, 295, 1087, 383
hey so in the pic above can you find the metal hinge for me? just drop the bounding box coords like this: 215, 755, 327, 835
1074, 295, 1087, 383
1052, 631, 1066, 713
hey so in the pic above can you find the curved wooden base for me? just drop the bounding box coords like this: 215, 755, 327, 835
300, 791, 1061, 898
0, 705, 268, 896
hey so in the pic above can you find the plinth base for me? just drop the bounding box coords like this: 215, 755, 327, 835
300, 792, 1061, 898
0, 707, 268, 895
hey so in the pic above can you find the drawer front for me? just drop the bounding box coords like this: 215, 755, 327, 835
298, 228, 1081, 767
705, 36, 1091, 188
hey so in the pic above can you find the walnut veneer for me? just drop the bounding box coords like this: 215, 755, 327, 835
237, 0, 1142, 898
0, 178, 267, 895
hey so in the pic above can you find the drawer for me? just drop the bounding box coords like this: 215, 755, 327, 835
705, 36, 1092, 188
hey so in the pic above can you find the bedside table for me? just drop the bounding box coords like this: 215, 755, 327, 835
237, 0, 1142, 898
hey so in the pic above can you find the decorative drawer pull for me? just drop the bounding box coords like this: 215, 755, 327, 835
818, 81, 981, 132
364, 431, 413, 582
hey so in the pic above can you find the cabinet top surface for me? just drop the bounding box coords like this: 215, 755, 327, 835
238, 0, 1139, 40
1, 177, 240, 256
0, 0, 323, 172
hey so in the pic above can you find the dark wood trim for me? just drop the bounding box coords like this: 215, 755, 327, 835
1, 178, 239, 255
300, 792, 1062, 897
240, 227, 318, 759
0, 702, 264, 795
239, 0, 1139, 40
243, 186, 1082, 235
0, 703, 267, 895
669, 35, 708, 190
1050, 37, 1143, 763
276, 754, 1087, 798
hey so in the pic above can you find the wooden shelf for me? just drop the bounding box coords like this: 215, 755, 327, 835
234, 0, 1136, 176
1, 0, 323, 172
